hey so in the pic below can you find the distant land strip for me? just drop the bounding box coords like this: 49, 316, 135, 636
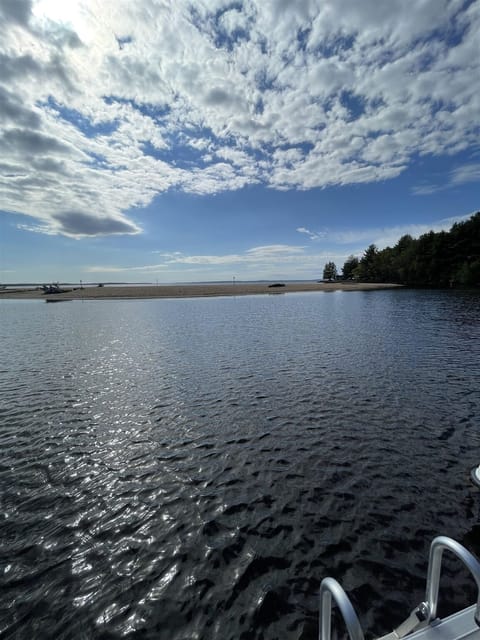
0, 282, 403, 301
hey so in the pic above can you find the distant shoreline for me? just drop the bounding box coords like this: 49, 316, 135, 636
0, 282, 403, 301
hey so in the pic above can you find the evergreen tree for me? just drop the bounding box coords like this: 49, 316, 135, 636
342, 255, 359, 279
323, 261, 337, 281
352, 212, 479, 287
356, 244, 379, 281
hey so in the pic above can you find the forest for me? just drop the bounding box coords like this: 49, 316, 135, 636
336, 212, 480, 287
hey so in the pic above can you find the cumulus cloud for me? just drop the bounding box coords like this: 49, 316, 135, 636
51, 211, 141, 237
0, 0, 479, 236
0, 86, 41, 128
0, 0, 32, 27
1, 128, 73, 155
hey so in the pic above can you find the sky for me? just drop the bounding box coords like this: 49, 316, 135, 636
0, 0, 479, 283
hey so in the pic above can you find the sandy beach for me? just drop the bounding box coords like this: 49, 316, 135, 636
0, 281, 403, 301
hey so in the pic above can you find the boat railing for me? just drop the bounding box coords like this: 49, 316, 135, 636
425, 536, 480, 625
319, 577, 364, 640
319, 536, 480, 640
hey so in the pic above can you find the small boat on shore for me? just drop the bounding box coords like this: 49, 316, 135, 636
319, 535, 480, 640
42, 283, 70, 295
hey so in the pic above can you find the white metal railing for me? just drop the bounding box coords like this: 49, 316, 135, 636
424, 536, 480, 625
319, 577, 364, 640
319, 536, 480, 640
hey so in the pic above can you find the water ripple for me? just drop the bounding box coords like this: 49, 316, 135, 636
0, 290, 479, 639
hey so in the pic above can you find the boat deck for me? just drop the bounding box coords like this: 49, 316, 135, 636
407, 606, 479, 640
319, 536, 480, 640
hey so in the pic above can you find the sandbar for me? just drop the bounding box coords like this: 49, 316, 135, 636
0, 282, 403, 301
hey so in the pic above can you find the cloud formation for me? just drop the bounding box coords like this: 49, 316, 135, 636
1, 0, 479, 236
413, 163, 480, 195
52, 210, 141, 237
296, 213, 474, 249
86, 243, 335, 279
85, 213, 475, 281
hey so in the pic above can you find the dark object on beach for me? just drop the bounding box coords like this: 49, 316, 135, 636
268, 283, 285, 288
42, 283, 67, 294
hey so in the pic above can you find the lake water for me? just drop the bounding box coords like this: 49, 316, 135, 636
1, 289, 479, 640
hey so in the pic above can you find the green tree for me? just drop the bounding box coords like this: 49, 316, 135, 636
323, 261, 337, 281
351, 212, 480, 287
392, 235, 416, 283
342, 255, 359, 279
356, 244, 379, 281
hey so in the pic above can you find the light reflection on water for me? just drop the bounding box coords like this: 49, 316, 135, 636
0, 290, 479, 639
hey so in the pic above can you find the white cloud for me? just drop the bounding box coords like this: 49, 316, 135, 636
86, 243, 332, 277
297, 227, 324, 240
451, 163, 480, 186
296, 213, 474, 249
155, 244, 307, 266
83, 212, 476, 281
246, 244, 306, 257
0, 0, 479, 236
413, 163, 480, 195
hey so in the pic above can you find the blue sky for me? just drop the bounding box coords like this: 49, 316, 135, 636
0, 0, 479, 283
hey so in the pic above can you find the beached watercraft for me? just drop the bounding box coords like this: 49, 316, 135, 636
319, 536, 480, 640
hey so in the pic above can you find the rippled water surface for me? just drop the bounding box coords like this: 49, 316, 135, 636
1, 290, 480, 639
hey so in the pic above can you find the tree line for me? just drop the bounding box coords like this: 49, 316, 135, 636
323, 211, 480, 287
